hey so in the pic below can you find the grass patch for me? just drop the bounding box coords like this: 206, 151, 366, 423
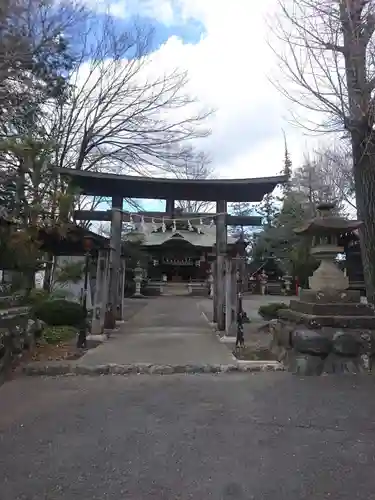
233, 346, 278, 361
42, 325, 78, 345
258, 302, 289, 320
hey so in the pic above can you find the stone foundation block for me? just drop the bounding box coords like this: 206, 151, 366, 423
332, 331, 361, 357
292, 329, 332, 355
288, 354, 325, 376
322, 353, 366, 374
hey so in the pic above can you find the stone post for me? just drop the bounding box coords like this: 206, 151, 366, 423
106, 195, 122, 329
91, 250, 106, 335
215, 200, 227, 331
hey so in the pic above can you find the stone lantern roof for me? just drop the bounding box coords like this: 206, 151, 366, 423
294, 202, 362, 235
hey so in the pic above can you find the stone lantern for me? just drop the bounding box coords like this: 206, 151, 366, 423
133, 261, 143, 297
269, 203, 375, 376
283, 275, 292, 295
294, 202, 362, 292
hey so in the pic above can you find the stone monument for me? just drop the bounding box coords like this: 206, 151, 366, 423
270, 202, 375, 375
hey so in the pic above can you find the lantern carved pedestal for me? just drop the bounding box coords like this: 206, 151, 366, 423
269, 203, 375, 375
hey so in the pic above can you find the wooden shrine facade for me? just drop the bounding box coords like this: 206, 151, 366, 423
58, 168, 287, 330
128, 218, 250, 283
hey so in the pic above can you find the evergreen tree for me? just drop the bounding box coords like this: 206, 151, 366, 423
281, 132, 292, 194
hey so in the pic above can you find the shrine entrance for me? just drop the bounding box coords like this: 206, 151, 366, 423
58, 168, 286, 334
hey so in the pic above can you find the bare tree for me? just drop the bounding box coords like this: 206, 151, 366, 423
52, 18, 211, 177
292, 145, 355, 215
272, 0, 375, 301
159, 145, 215, 213
314, 141, 356, 210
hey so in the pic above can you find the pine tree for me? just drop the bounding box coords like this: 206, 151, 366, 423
281, 131, 292, 195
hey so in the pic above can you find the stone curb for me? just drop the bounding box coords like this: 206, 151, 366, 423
22, 361, 285, 376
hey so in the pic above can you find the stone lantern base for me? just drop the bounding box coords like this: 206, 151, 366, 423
269, 288, 375, 375
308, 259, 349, 291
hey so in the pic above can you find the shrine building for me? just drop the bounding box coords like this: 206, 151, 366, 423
123, 213, 247, 283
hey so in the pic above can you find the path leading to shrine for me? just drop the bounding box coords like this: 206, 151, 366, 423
79, 297, 234, 367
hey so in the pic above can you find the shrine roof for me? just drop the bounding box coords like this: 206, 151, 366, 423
38, 223, 109, 255
57, 168, 287, 202
124, 222, 238, 247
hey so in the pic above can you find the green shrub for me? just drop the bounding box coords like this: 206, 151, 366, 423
33, 299, 85, 326
258, 302, 289, 319
26, 288, 50, 306
49, 289, 75, 301
42, 325, 78, 345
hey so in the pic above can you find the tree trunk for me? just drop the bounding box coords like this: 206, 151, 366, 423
351, 128, 375, 304
43, 253, 54, 291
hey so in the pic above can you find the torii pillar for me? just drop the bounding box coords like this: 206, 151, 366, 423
105, 195, 123, 329
215, 200, 227, 331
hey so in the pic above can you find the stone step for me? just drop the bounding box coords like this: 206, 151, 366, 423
290, 300, 374, 316
163, 284, 189, 296
279, 308, 375, 329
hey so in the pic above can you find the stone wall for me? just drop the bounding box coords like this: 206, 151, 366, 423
269, 319, 374, 375
0, 309, 42, 383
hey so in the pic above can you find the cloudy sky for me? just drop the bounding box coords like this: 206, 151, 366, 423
86, 0, 314, 183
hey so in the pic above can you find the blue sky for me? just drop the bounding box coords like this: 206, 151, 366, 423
80, 9, 205, 57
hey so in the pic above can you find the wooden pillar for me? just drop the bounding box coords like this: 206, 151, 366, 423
166, 199, 175, 216
215, 199, 227, 331
120, 257, 126, 320
100, 252, 110, 333
231, 258, 239, 330
105, 195, 122, 329
91, 250, 105, 334
225, 257, 232, 335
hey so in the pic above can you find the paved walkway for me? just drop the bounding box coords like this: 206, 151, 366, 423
79, 297, 234, 366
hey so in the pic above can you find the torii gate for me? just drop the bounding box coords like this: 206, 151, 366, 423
58, 168, 286, 332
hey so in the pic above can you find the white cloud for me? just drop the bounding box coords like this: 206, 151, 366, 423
86, 0, 177, 24
88, 0, 319, 179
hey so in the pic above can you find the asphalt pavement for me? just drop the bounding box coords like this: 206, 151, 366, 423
1, 373, 375, 499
